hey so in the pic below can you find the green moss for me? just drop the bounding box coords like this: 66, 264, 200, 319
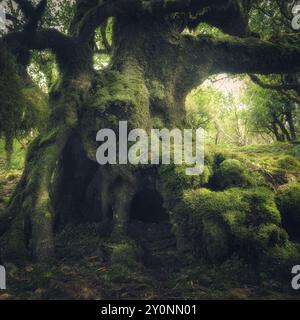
110, 242, 142, 267
172, 186, 287, 263
21, 85, 49, 133
146, 80, 166, 102
277, 182, 300, 223
213, 159, 256, 189
276, 155, 300, 171
158, 163, 212, 210
89, 69, 149, 128
80, 69, 150, 160
242, 187, 281, 226
256, 224, 288, 248
0, 44, 49, 166
201, 218, 229, 261
172, 188, 239, 260
212, 150, 230, 168
276, 182, 300, 239
107, 241, 143, 282
236, 142, 292, 155
292, 144, 300, 158
233, 144, 300, 184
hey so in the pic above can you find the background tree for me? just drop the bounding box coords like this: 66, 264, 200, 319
242, 82, 299, 142
248, 0, 300, 132
0, 42, 48, 166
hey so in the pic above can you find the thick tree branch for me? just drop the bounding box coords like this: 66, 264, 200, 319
75, 0, 252, 42
185, 33, 300, 75
4, 29, 73, 58
187, 0, 252, 36
178, 32, 300, 93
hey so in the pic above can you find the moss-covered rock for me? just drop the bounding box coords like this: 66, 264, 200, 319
255, 224, 288, 248
170, 186, 295, 266
158, 163, 213, 210
276, 182, 300, 240
213, 159, 255, 189
242, 187, 281, 226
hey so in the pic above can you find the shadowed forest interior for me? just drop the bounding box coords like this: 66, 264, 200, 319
1, 0, 300, 300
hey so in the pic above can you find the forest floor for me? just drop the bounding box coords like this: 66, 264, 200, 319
0, 141, 300, 300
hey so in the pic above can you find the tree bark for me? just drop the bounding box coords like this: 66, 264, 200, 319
0, 69, 93, 261
285, 110, 297, 141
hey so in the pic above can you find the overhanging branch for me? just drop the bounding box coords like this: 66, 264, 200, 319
74, 0, 250, 42
4, 29, 73, 57
203, 34, 300, 74
178, 32, 300, 91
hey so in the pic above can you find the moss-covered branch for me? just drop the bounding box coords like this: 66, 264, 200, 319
210, 34, 300, 74
180, 33, 300, 84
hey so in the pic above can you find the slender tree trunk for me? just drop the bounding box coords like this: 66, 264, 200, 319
271, 121, 283, 142
276, 119, 291, 142
286, 111, 297, 141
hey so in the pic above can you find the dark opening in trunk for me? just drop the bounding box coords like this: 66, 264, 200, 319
129, 189, 168, 223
